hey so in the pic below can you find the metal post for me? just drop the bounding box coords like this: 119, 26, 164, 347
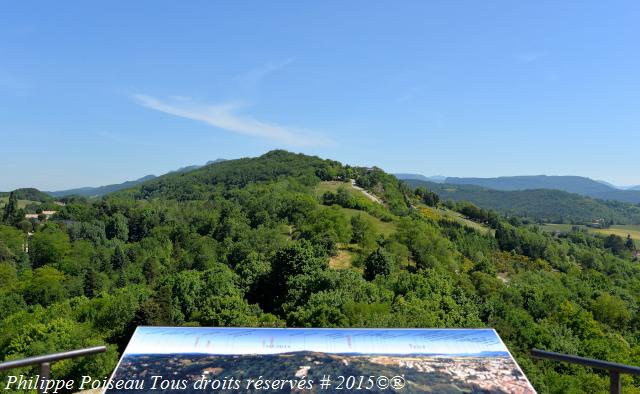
39, 362, 50, 394
610, 371, 621, 394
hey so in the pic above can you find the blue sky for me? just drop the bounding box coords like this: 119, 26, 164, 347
1, 1, 639, 190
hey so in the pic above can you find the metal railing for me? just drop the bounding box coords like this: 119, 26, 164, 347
532, 348, 640, 394
0, 346, 106, 394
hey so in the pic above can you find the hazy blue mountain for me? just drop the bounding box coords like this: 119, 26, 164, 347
395, 173, 446, 183
596, 180, 622, 189
47, 159, 226, 198
402, 179, 640, 224
444, 175, 611, 193
47, 175, 157, 198
443, 175, 640, 204
595, 180, 640, 191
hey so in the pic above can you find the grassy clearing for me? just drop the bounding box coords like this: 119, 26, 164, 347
328, 244, 366, 272
329, 249, 355, 270
315, 181, 397, 236
314, 181, 352, 197
539, 223, 575, 233
315, 181, 398, 270
315, 180, 383, 205
417, 203, 493, 235
335, 206, 396, 236
317, 181, 493, 239
444, 210, 493, 235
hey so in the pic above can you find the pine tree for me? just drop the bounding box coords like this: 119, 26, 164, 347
83, 268, 100, 298
116, 268, 126, 288
2, 192, 19, 224
143, 256, 160, 284
138, 285, 174, 326
111, 244, 127, 269
364, 247, 394, 280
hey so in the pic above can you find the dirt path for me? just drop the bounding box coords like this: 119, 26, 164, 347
350, 179, 383, 205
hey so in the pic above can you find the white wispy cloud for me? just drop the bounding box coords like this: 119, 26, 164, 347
133, 94, 332, 147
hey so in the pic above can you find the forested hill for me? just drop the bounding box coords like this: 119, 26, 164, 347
2, 150, 640, 393
126, 150, 349, 199
403, 179, 640, 224
118, 150, 412, 215
0, 188, 53, 203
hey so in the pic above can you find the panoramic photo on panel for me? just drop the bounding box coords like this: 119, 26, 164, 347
106, 328, 535, 393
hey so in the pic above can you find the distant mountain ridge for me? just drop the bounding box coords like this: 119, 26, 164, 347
402, 179, 640, 224
446, 175, 615, 194
45, 159, 226, 198
445, 175, 613, 193
444, 175, 640, 204
394, 174, 446, 183
597, 182, 640, 191
398, 174, 640, 204
46, 175, 157, 198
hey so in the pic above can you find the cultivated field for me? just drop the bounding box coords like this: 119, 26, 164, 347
591, 225, 640, 246
541, 224, 640, 247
